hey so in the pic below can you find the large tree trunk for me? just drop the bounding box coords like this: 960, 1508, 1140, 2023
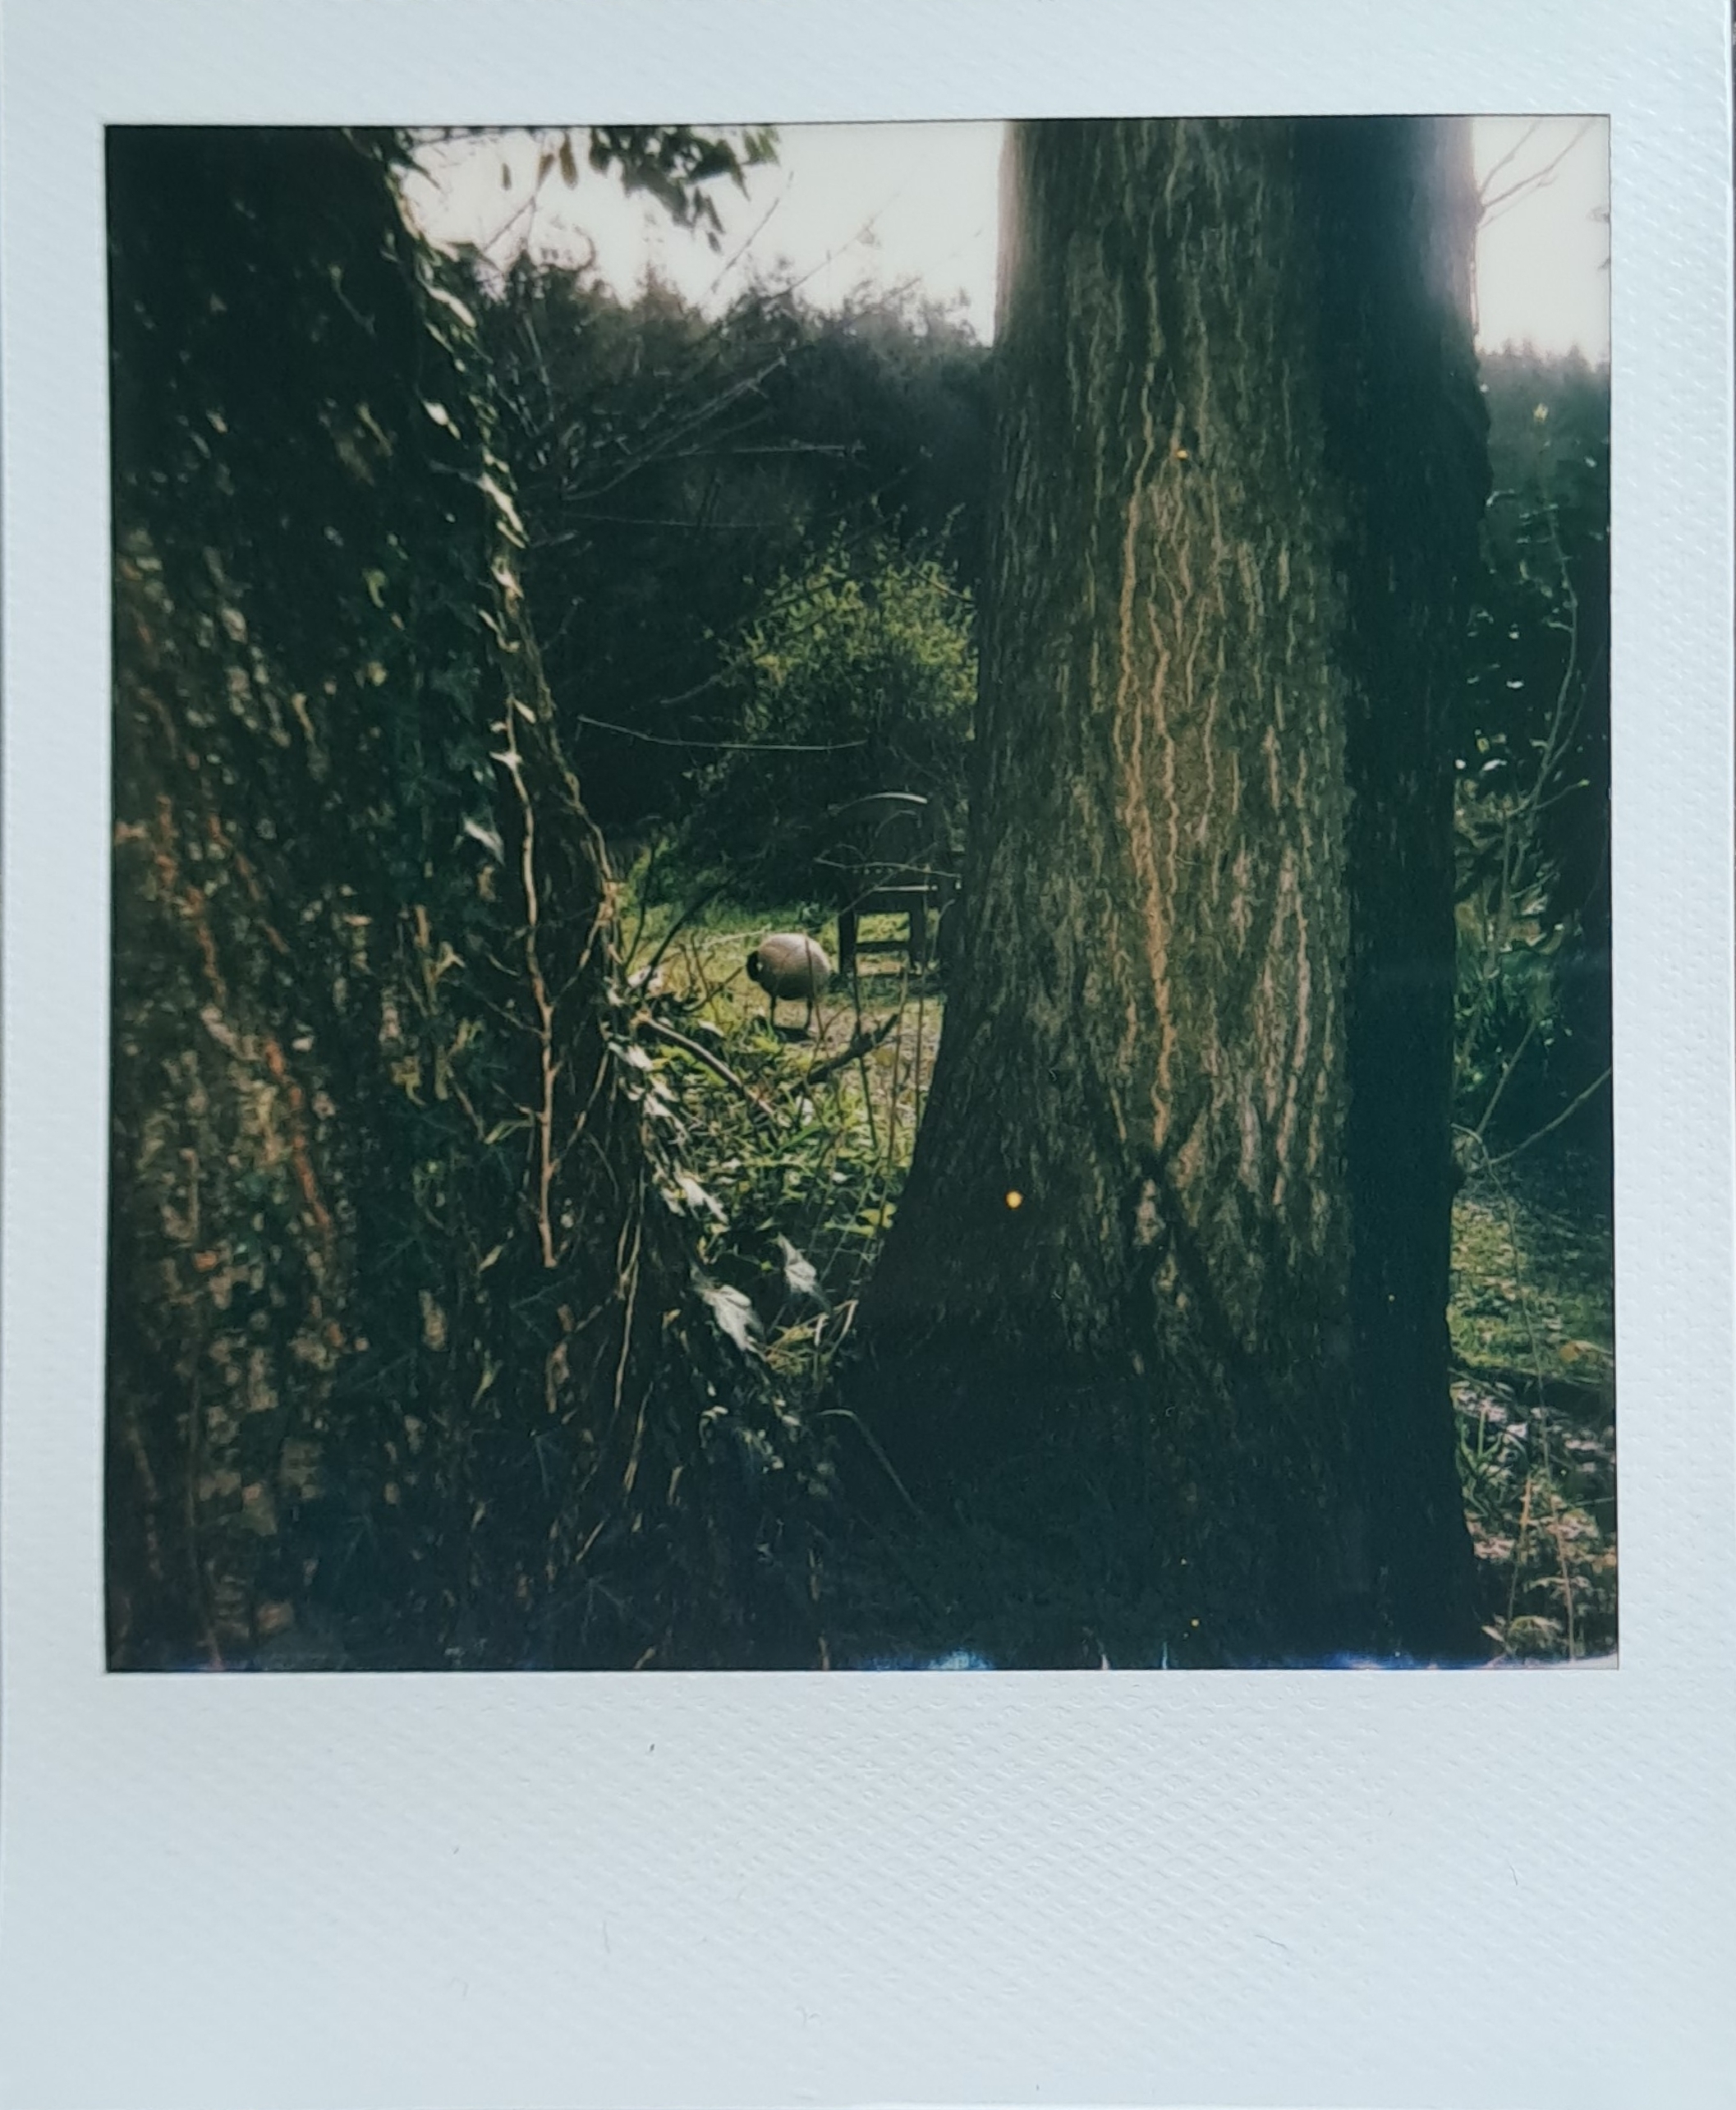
857, 119, 1487, 1666
105, 129, 819, 1671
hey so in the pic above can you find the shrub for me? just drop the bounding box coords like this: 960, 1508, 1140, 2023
681, 531, 975, 893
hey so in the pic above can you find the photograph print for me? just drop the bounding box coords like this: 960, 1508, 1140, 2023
104, 113, 1613, 1671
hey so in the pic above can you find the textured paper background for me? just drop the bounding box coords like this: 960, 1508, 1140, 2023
2, 3, 1733, 2105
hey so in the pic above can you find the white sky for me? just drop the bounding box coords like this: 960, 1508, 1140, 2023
1472, 117, 1609, 362
403, 117, 1610, 363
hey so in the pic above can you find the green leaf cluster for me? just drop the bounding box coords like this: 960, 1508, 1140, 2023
1454, 351, 1610, 1146
682, 531, 976, 891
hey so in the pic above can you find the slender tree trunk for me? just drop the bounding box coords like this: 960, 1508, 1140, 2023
857, 119, 1487, 1665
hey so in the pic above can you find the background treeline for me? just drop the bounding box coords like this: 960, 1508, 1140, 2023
1455, 347, 1610, 1154
471, 258, 989, 893
470, 246, 1610, 1154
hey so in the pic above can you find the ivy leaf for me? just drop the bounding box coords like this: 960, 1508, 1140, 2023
462, 816, 504, 862
692, 1270, 761, 1356
776, 1234, 828, 1310
475, 471, 527, 547
421, 280, 478, 333
676, 1172, 726, 1223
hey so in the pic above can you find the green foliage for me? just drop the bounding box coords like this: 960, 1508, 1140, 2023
1454, 352, 1610, 1148
466, 263, 990, 832
105, 126, 827, 1673
1445, 355, 1614, 1662
755, 289, 994, 592
403, 123, 778, 249
585, 125, 778, 247
620, 894, 930, 1324
681, 531, 976, 891
677, 1051, 895, 1358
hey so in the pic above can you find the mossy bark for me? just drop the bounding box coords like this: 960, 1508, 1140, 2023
859, 119, 1487, 1664
105, 129, 816, 1671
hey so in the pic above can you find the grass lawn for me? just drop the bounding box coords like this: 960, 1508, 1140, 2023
619, 873, 1617, 1665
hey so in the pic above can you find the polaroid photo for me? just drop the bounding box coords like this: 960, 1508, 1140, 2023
2, 2, 1733, 2103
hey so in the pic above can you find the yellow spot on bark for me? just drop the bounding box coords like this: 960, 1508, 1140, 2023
1004, 1189, 1024, 1211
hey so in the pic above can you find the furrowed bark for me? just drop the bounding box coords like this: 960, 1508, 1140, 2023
858, 119, 1486, 1664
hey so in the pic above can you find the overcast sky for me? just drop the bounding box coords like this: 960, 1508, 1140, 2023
403, 117, 1610, 364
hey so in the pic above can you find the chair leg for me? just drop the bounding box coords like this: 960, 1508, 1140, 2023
936, 873, 960, 976
838, 907, 858, 980
909, 898, 929, 970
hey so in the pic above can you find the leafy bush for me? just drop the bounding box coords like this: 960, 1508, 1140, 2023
457, 260, 990, 837
679, 531, 976, 894
1454, 352, 1610, 1151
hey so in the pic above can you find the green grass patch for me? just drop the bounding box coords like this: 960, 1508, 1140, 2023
1450, 1146, 1616, 1662
621, 870, 1617, 1668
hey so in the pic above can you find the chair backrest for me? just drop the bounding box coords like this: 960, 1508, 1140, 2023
817, 790, 962, 975
816, 792, 946, 901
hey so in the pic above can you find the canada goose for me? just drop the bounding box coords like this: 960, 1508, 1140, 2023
746, 932, 831, 1034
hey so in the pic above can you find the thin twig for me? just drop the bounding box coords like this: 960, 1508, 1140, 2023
815, 1407, 924, 1519
1479, 120, 1598, 229
1486, 1068, 1611, 1168
632, 882, 728, 991
1473, 1014, 1541, 1141
802, 1009, 900, 1085
575, 712, 866, 755
1504, 1474, 1534, 1640
494, 700, 560, 1269
1477, 120, 1546, 207
638, 1015, 778, 1119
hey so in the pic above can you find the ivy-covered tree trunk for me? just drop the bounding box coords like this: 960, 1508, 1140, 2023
857, 119, 1488, 1666
106, 128, 815, 1671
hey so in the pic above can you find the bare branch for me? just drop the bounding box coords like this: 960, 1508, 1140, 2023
575, 711, 865, 755
1486, 1068, 1612, 1168
1477, 119, 1547, 205
637, 1015, 778, 1119
1478, 119, 1598, 228
801, 1009, 901, 1086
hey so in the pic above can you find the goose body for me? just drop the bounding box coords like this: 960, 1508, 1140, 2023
746, 933, 831, 1032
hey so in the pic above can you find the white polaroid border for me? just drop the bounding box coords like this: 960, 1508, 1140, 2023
3, 3, 1732, 2105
